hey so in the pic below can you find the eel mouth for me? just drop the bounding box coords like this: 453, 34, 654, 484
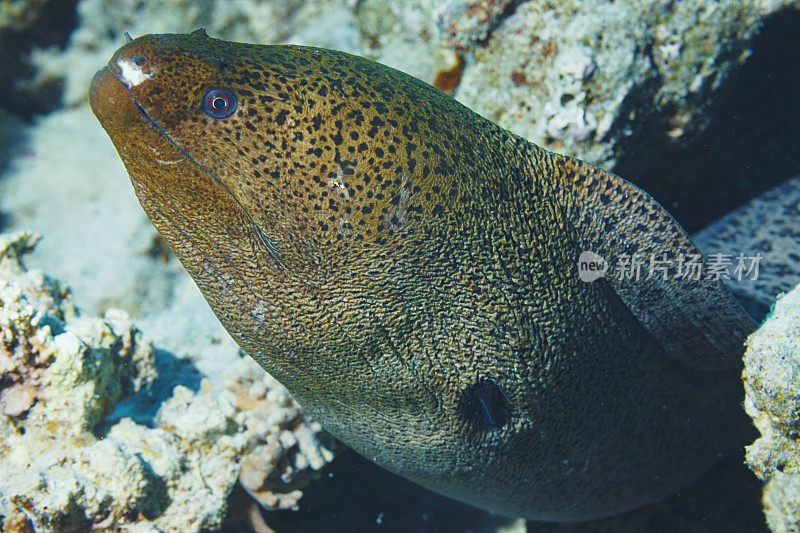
90, 62, 202, 176
90, 63, 283, 338
89, 61, 284, 270
89, 66, 136, 131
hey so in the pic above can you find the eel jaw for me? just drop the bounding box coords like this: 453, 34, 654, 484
89, 66, 140, 133
89, 65, 285, 273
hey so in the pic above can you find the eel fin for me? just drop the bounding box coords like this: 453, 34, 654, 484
550, 153, 757, 371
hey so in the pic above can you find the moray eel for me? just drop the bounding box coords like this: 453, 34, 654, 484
89, 30, 758, 521
694, 174, 800, 321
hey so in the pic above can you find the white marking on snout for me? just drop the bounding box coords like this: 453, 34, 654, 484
116, 58, 154, 87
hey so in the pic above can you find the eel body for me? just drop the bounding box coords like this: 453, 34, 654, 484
90, 30, 758, 521
694, 174, 800, 321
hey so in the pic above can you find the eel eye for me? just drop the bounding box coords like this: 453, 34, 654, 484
202, 88, 237, 118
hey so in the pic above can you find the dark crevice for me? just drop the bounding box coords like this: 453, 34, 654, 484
0, 0, 80, 120
612, 8, 800, 234
244, 448, 514, 532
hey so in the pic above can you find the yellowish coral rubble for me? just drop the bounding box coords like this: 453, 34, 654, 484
0, 231, 337, 532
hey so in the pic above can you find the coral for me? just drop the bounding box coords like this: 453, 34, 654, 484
0, 231, 75, 419
355, 0, 459, 88
744, 282, 800, 532
226, 358, 338, 511
454, 0, 800, 168
435, 0, 516, 50
352, 0, 800, 169
0, 232, 337, 532
455, 0, 648, 167
763, 472, 800, 533
0, 0, 49, 31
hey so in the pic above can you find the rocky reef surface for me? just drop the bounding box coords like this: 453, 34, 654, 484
745, 282, 800, 533
451, 0, 796, 166
0, 231, 337, 532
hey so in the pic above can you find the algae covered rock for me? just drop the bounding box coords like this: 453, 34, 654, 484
352, 0, 800, 169
0, 232, 337, 532
744, 282, 800, 532
454, 0, 796, 168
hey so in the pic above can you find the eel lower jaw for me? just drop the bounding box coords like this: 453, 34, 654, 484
89, 66, 286, 272
89, 65, 164, 148
89, 66, 133, 130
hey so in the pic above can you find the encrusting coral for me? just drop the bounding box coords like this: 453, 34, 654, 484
0, 231, 337, 532
744, 282, 800, 533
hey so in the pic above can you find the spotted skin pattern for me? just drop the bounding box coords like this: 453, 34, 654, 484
694, 175, 800, 321
90, 30, 757, 521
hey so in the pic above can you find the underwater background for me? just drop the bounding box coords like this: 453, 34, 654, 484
1, 0, 799, 531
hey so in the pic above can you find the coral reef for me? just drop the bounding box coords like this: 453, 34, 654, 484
354, 0, 460, 89
0, 231, 337, 532
454, 0, 799, 168
744, 282, 800, 533
435, 0, 516, 50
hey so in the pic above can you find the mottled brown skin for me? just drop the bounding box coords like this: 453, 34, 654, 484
90, 30, 756, 521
